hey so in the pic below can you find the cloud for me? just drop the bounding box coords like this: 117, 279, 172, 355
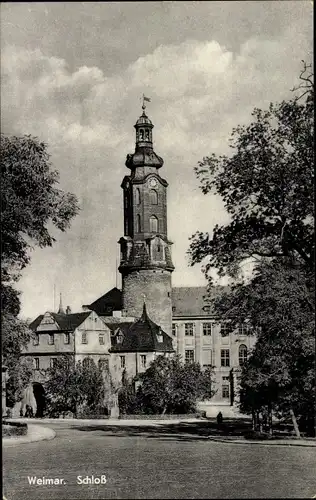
1, 30, 312, 318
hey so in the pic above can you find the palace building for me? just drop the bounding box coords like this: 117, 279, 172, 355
22, 103, 256, 414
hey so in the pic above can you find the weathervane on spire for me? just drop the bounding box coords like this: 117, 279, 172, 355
142, 94, 151, 112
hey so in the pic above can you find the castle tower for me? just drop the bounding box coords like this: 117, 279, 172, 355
118, 100, 174, 336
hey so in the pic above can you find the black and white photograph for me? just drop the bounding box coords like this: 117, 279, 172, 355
1, 1, 315, 499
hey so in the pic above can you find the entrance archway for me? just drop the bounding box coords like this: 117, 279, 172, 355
33, 383, 46, 417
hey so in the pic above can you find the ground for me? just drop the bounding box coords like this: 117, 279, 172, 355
3, 421, 316, 499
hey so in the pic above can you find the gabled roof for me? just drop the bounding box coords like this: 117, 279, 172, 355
84, 287, 122, 316
105, 304, 174, 353
29, 312, 91, 332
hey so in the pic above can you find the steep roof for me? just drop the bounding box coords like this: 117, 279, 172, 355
105, 304, 174, 353
29, 312, 91, 332
171, 286, 229, 317
84, 287, 122, 316
83, 286, 229, 318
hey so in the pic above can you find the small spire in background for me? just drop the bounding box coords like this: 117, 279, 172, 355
58, 293, 65, 314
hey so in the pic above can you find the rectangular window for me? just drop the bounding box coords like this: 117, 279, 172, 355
34, 358, 39, 370
48, 333, 54, 345
99, 334, 105, 345
203, 323, 212, 336
222, 385, 230, 399
222, 376, 230, 381
185, 350, 194, 364
120, 355, 126, 369
33, 334, 39, 346
140, 355, 147, 368
50, 357, 57, 369
81, 332, 87, 344
238, 323, 252, 336
184, 323, 194, 336
64, 333, 70, 344
221, 349, 230, 367
98, 358, 109, 371
172, 324, 177, 336
220, 322, 233, 337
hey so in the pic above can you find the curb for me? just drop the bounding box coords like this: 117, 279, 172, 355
207, 436, 316, 447
3, 424, 56, 447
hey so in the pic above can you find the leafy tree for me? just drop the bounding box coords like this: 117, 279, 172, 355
44, 357, 109, 417
189, 62, 314, 280
1, 134, 79, 283
1, 134, 79, 405
2, 313, 34, 408
188, 62, 314, 435
131, 355, 215, 415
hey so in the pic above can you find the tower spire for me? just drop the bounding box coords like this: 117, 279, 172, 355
58, 292, 65, 314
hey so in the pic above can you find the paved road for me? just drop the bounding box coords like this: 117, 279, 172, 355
3, 421, 316, 499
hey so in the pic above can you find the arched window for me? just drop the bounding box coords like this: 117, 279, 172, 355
145, 130, 150, 140
136, 188, 141, 205
139, 129, 144, 140
239, 345, 248, 366
136, 214, 141, 233
149, 215, 158, 233
149, 189, 158, 205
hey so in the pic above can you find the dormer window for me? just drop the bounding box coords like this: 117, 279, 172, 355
156, 329, 163, 343
116, 330, 123, 344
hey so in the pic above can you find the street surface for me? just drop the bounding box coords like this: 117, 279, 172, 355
3, 421, 316, 499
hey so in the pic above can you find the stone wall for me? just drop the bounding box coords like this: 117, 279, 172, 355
122, 269, 172, 336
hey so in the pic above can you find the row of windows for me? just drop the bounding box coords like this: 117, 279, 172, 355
33, 332, 106, 346
172, 322, 252, 336
34, 357, 110, 371
184, 345, 248, 367
135, 214, 159, 233
119, 355, 147, 369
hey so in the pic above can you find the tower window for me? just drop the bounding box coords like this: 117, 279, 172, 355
149, 189, 158, 205
136, 188, 141, 205
136, 214, 141, 233
139, 129, 144, 140
149, 215, 158, 233
145, 130, 150, 140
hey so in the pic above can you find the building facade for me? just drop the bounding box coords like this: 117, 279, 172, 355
22, 105, 256, 411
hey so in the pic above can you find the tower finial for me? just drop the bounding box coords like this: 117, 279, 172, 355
58, 292, 65, 314
142, 94, 151, 114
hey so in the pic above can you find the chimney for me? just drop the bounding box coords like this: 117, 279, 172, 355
66, 306, 71, 315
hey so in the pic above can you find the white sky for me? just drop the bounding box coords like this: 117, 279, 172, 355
1, 1, 313, 320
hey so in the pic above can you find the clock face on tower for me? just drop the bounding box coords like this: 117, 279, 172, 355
149, 178, 157, 188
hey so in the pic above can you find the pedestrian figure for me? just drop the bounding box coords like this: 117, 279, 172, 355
217, 411, 223, 425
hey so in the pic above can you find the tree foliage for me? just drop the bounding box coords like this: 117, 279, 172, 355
1, 134, 79, 405
121, 355, 215, 415
1, 134, 79, 281
188, 62, 315, 434
189, 62, 314, 280
2, 313, 34, 407
44, 357, 109, 417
